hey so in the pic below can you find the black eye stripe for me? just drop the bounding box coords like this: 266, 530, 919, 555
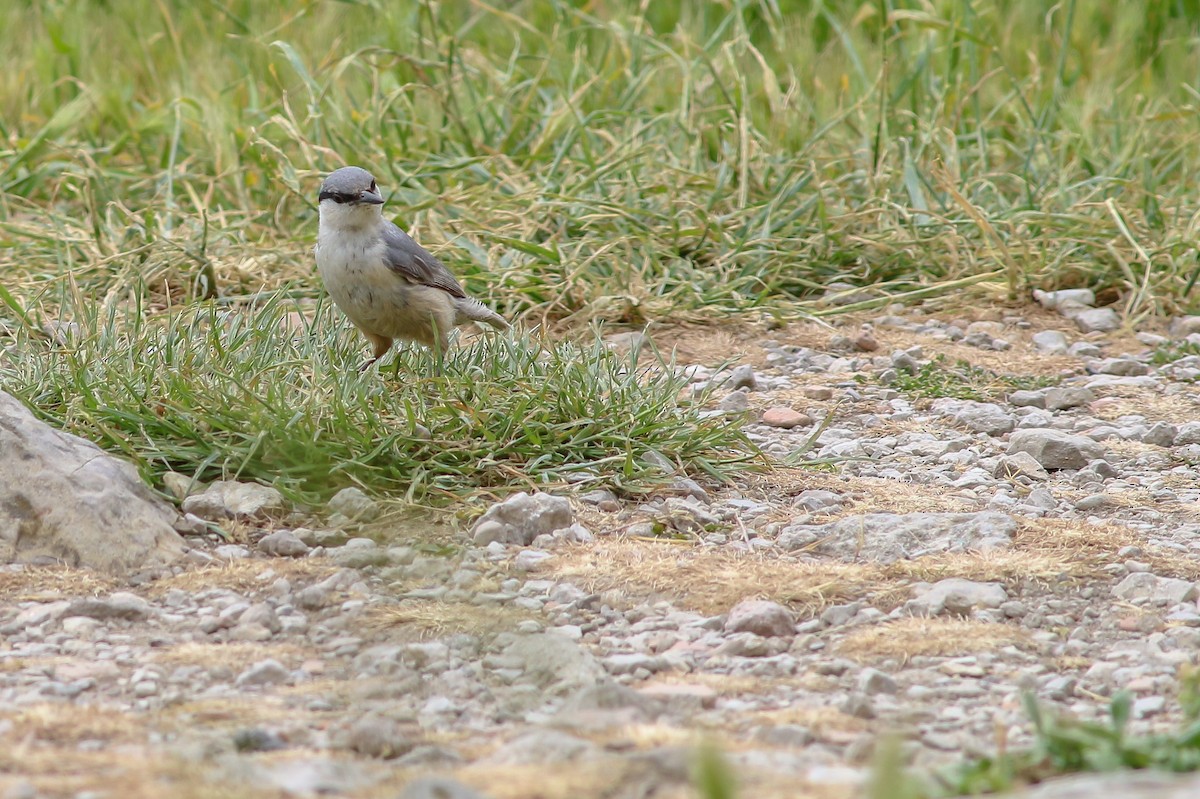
318, 190, 358, 204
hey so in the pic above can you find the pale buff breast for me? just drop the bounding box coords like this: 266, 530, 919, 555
316, 232, 455, 346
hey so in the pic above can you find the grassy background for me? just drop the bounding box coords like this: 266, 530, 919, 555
4, 0, 1200, 499
5, 0, 1200, 321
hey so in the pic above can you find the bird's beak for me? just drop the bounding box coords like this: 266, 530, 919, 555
358, 188, 384, 205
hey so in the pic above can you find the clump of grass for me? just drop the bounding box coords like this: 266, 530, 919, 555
920, 673, 1200, 796
1152, 340, 1200, 366
883, 355, 1058, 401
1, 291, 757, 504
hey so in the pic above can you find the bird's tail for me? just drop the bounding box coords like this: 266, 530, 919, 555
455, 297, 510, 331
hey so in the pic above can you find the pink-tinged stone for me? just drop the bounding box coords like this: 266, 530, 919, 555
761, 407, 812, 429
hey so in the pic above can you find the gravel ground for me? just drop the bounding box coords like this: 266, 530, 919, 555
4, 296, 1200, 799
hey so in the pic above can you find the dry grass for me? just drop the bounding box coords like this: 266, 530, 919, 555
150, 641, 309, 671
748, 705, 872, 740
833, 618, 1030, 663
645, 323, 772, 369
447, 753, 852, 799
1091, 393, 1200, 424
0, 747, 285, 799
161, 695, 302, 730
552, 539, 878, 617
554, 507, 1169, 620
145, 558, 338, 599
0, 567, 121, 602
0, 703, 147, 747
361, 600, 535, 641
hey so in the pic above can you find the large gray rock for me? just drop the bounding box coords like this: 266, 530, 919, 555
1007, 429, 1106, 470
0, 391, 186, 574
777, 512, 1016, 564
471, 492, 573, 546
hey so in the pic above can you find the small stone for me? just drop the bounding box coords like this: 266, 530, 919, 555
761, 407, 812, 429
339, 716, 415, 759
841, 693, 875, 719
1112, 573, 1197, 604
64, 592, 153, 621
1068, 341, 1103, 358
1143, 422, 1178, 448
718, 390, 750, 413
133, 680, 159, 697
162, 472, 197, 502
213, 544, 251, 560
605, 331, 648, 351
1073, 307, 1121, 333
1074, 494, 1110, 511
513, 550, 553, 572
235, 659, 290, 688
1089, 357, 1150, 377
485, 729, 599, 765
239, 603, 281, 634
1169, 316, 1200, 337
181, 480, 285, 520
1033, 289, 1095, 310
853, 329, 879, 352
794, 490, 843, 513
1031, 330, 1070, 354
724, 599, 794, 638
1134, 695, 1167, 719
1043, 387, 1095, 410
327, 487, 380, 523
258, 530, 310, 558
580, 489, 618, 506
0, 601, 70, 634
1007, 429, 1106, 470
470, 492, 574, 546
931, 399, 1015, 436
857, 667, 898, 695
907, 579, 1007, 617
1007, 390, 1046, 408
993, 451, 1050, 481
725, 364, 758, 390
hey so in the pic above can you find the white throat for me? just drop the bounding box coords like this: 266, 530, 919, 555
318, 200, 383, 236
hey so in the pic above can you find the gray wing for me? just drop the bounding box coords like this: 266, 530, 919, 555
380, 221, 467, 298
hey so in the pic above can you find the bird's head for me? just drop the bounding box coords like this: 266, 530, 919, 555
317, 166, 385, 230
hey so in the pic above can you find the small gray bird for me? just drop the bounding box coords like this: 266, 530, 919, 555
314, 166, 509, 366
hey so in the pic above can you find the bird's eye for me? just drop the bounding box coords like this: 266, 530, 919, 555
370, 181, 377, 191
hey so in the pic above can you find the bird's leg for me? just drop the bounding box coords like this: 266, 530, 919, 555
425, 317, 450, 376
360, 333, 393, 373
